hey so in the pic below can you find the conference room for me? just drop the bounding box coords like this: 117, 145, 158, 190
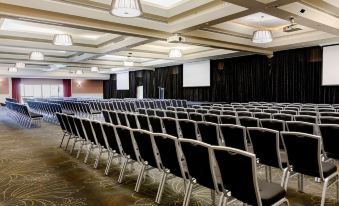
2, 0, 339, 205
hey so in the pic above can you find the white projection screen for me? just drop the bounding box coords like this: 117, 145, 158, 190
116, 72, 129, 90
323, 45, 339, 86
183, 60, 211, 87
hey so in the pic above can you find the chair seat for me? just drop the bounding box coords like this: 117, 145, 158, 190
322, 162, 337, 178
260, 182, 286, 206
91, 111, 101, 114
29, 112, 43, 118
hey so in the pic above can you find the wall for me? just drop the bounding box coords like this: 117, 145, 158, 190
0, 77, 11, 103
72, 79, 103, 98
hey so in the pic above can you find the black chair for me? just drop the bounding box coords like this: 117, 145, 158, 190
152, 133, 185, 204
281, 110, 298, 115
212, 146, 289, 206
108, 111, 119, 125
101, 122, 122, 175
165, 110, 177, 118
219, 115, 238, 125
203, 113, 220, 124
260, 119, 285, 132
320, 117, 339, 124
116, 112, 128, 126
146, 109, 156, 116
299, 111, 317, 117
219, 124, 247, 151
148, 116, 164, 133
247, 127, 288, 184
319, 112, 339, 117
253, 112, 272, 119
177, 119, 198, 140
197, 122, 221, 145
186, 108, 196, 113
114, 125, 139, 183
56, 112, 70, 148
81, 118, 98, 164
281, 132, 338, 206
137, 108, 147, 115
155, 109, 166, 117
273, 113, 294, 121
162, 117, 179, 138
237, 111, 252, 117
286, 121, 316, 135
294, 115, 318, 124
90, 120, 108, 169
189, 112, 204, 121
209, 109, 222, 115
126, 113, 139, 129
319, 124, 339, 160
249, 108, 262, 113
196, 109, 208, 114
102, 110, 111, 123
263, 109, 279, 114
222, 110, 237, 116
131, 129, 158, 192
239, 117, 260, 128
176, 111, 189, 119
318, 108, 335, 113
178, 139, 219, 206
136, 114, 150, 131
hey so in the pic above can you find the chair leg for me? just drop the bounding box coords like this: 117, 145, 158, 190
84, 144, 92, 164
118, 158, 128, 183
94, 148, 103, 169
321, 178, 329, 206
76, 142, 84, 159
182, 179, 195, 206
70, 138, 77, 154
281, 167, 288, 188
284, 170, 291, 190
64, 135, 72, 151
155, 170, 168, 204
59, 133, 67, 148
211, 190, 216, 205
297, 174, 304, 192
221, 196, 228, 206
218, 193, 224, 206
337, 175, 339, 203
135, 163, 147, 192
105, 152, 114, 176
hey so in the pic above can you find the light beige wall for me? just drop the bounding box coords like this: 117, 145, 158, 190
71, 79, 103, 98
0, 77, 11, 103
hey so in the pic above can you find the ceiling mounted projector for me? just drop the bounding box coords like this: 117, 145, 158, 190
283, 17, 302, 33
167, 34, 186, 43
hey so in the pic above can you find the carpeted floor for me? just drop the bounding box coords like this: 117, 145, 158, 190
0, 109, 339, 206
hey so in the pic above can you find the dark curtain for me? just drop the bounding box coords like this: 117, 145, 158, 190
62, 79, 72, 97
11, 78, 21, 102
103, 46, 339, 103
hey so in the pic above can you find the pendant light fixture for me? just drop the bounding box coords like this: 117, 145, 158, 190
30, 51, 44, 61
15, 62, 25, 69
169, 48, 182, 58
110, 0, 143, 18
53, 34, 73, 46
252, 30, 273, 44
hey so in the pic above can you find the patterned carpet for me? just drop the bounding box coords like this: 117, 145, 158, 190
0, 109, 339, 206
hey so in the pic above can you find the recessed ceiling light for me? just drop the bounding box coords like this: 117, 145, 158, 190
30, 51, 44, 61
15, 62, 25, 68
252, 30, 273, 44
91, 66, 99, 72
110, 0, 143, 18
76, 69, 84, 75
53, 34, 73, 46
8, 67, 17, 73
169, 48, 182, 58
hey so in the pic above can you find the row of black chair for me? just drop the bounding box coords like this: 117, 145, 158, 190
5, 101, 43, 128
56, 112, 289, 206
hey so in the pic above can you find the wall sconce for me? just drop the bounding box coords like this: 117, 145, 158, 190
76, 80, 82, 87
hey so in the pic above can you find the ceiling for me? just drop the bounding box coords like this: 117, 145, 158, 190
0, 0, 338, 79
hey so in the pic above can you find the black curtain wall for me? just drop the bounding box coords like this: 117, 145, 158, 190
103, 46, 339, 103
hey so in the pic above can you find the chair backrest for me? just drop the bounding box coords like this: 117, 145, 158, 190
178, 139, 216, 190
237, 111, 252, 117
66, 115, 77, 136
116, 112, 128, 126
155, 109, 165, 117
219, 115, 238, 125
73, 117, 86, 140
273, 113, 293, 121
281, 110, 298, 115
61, 114, 72, 134
239, 117, 260, 128
319, 124, 339, 160
212, 146, 261, 206
146, 109, 156, 116
247, 127, 283, 169
91, 120, 106, 147
189, 112, 204, 122
132, 129, 157, 167
138, 108, 147, 115
136, 114, 150, 131
153, 133, 183, 177
148, 116, 163, 133
253, 112, 271, 119
318, 108, 335, 112
319, 112, 339, 117
197, 122, 221, 145
165, 110, 177, 118
286, 121, 316, 135
320, 117, 339, 124
299, 111, 317, 117
263, 109, 279, 114
177, 119, 198, 140
101, 123, 121, 153
176, 111, 189, 119
203, 113, 220, 124
55, 112, 66, 131
281, 132, 322, 178
196, 109, 208, 114
114, 125, 137, 160
81, 118, 96, 143
162, 117, 179, 137
109, 111, 119, 125
222, 110, 237, 116
102, 110, 111, 123
219, 124, 247, 151
209, 109, 221, 115
126, 113, 139, 129
294, 115, 317, 124
260, 119, 285, 132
